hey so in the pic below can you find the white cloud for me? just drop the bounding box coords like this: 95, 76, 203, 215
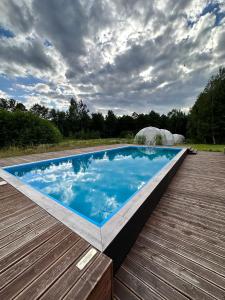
0, 0, 224, 113
0, 89, 10, 98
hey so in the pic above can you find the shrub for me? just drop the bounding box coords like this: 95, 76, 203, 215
72, 130, 101, 139
0, 110, 62, 147
119, 131, 134, 139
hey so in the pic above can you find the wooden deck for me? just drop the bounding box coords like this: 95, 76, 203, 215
114, 151, 225, 300
0, 145, 117, 300
1, 146, 225, 300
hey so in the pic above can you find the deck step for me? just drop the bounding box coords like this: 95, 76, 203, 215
187, 147, 198, 155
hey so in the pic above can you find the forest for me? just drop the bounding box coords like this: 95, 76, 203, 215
0, 67, 224, 147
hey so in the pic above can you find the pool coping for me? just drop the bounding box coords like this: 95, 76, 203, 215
0, 145, 187, 252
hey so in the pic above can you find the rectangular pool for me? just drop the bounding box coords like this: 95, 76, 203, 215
1, 145, 186, 253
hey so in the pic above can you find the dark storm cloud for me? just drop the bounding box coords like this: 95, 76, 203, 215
0, 0, 34, 33
0, 39, 55, 71
33, 0, 89, 76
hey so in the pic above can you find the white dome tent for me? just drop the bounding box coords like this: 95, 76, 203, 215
135, 127, 185, 146
160, 129, 175, 146
173, 134, 185, 144
134, 127, 162, 145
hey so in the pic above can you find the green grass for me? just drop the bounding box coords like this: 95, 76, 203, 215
0, 138, 133, 158
0, 139, 224, 158
178, 144, 225, 152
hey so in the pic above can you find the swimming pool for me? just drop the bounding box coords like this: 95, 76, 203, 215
1, 145, 186, 252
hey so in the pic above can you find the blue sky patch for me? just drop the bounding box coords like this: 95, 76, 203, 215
187, 1, 225, 27
44, 40, 52, 47
0, 75, 46, 100
0, 27, 14, 38
202, 2, 225, 25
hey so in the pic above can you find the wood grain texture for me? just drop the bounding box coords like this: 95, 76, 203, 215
114, 151, 225, 300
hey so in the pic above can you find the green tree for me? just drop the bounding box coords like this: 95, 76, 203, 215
105, 110, 118, 137
49, 109, 68, 136
67, 98, 90, 136
91, 113, 105, 135
167, 109, 188, 135
0, 98, 27, 112
188, 67, 225, 144
30, 103, 49, 119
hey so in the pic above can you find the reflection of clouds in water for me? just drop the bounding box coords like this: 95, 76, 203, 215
86, 192, 119, 221
26, 161, 102, 207
23, 161, 101, 185
29, 174, 57, 183
43, 180, 75, 204
129, 180, 145, 191
137, 181, 145, 190
13, 147, 179, 224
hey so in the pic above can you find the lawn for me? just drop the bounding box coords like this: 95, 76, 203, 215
181, 144, 225, 152
0, 138, 133, 158
0, 139, 224, 158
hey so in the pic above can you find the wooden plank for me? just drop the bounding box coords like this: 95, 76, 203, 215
0, 226, 71, 289
139, 229, 225, 278
0, 222, 64, 272
133, 239, 225, 299
0, 217, 58, 260
0, 210, 48, 240
153, 208, 225, 239
0, 205, 41, 231
135, 236, 225, 290
124, 254, 212, 300
122, 256, 188, 300
159, 195, 225, 220
114, 278, 141, 300
15, 239, 90, 300
0, 233, 80, 299
62, 254, 112, 300
0, 214, 50, 249
147, 217, 225, 258
116, 266, 165, 300
151, 209, 225, 243
157, 201, 225, 228
0, 197, 33, 217
40, 249, 100, 299
0, 189, 20, 201
160, 193, 225, 216
143, 224, 225, 268
0, 203, 37, 223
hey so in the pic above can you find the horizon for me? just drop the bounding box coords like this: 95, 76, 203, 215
0, 0, 224, 115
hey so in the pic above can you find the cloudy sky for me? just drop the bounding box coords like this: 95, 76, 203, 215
0, 0, 224, 115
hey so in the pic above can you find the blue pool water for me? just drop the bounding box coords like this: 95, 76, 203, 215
4, 146, 180, 226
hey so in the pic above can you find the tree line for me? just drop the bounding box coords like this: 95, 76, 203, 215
0, 97, 188, 140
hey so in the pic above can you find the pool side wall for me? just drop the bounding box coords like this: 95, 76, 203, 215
104, 148, 187, 272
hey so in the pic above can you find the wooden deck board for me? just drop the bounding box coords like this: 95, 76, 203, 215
0, 145, 116, 300
114, 151, 225, 300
